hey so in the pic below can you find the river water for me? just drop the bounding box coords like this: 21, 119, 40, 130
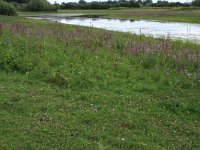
28, 14, 200, 43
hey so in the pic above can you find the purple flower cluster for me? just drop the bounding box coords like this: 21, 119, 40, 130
0, 23, 3, 30
1, 22, 199, 75
131, 35, 199, 74
0, 23, 4, 35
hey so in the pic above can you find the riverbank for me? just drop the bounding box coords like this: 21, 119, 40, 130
0, 15, 200, 149
27, 14, 200, 44
19, 7, 200, 24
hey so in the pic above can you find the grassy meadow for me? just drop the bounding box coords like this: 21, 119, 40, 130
0, 14, 200, 149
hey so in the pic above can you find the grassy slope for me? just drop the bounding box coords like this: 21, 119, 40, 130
0, 15, 200, 149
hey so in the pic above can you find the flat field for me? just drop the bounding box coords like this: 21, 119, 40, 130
0, 15, 200, 149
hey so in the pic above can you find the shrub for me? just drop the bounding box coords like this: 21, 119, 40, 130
0, 0, 17, 16
25, 0, 57, 12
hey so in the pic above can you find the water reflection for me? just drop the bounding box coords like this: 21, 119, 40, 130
28, 14, 200, 43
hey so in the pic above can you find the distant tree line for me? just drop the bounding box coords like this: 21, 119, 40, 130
152, 0, 190, 7
192, 0, 200, 6
60, 0, 142, 9
1, 0, 200, 16
58, 0, 200, 9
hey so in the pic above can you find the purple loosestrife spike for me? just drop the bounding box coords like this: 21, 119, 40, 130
189, 54, 193, 62
137, 45, 140, 53
151, 44, 157, 52
132, 47, 136, 54
175, 54, 181, 65
166, 34, 170, 41
136, 46, 140, 53
28, 29, 33, 36
143, 43, 148, 55
183, 49, 189, 60
194, 50, 199, 66
161, 42, 165, 56
0, 23, 3, 31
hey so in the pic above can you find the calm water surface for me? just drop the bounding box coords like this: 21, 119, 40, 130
28, 14, 200, 43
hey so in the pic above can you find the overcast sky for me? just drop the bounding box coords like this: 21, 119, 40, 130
47, 0, 191, 4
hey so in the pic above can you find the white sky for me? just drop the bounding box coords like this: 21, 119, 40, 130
48, 0, 191, 4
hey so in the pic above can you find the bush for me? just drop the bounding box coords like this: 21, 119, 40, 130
25, 0, 57, 12
0, 0, 17, 16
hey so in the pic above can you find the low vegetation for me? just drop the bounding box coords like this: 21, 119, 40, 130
0, 16, 200, 149
0, 0, 17, 16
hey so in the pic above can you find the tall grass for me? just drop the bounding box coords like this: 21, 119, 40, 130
0, 22, 199, 88
0, 20, 200, 149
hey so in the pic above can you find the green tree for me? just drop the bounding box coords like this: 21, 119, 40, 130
192, 0, 200, 6
25, 0, 57, 11
0, 0, 17, 15
3, 0, 29, 4
79, 0, 86, 4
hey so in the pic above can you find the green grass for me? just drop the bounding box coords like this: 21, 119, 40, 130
0, 15, 200, 149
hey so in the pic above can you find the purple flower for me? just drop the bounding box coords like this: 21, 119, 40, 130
175, 54, 181, 65
193, 50, 199, 66
0, 23, 3, 31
